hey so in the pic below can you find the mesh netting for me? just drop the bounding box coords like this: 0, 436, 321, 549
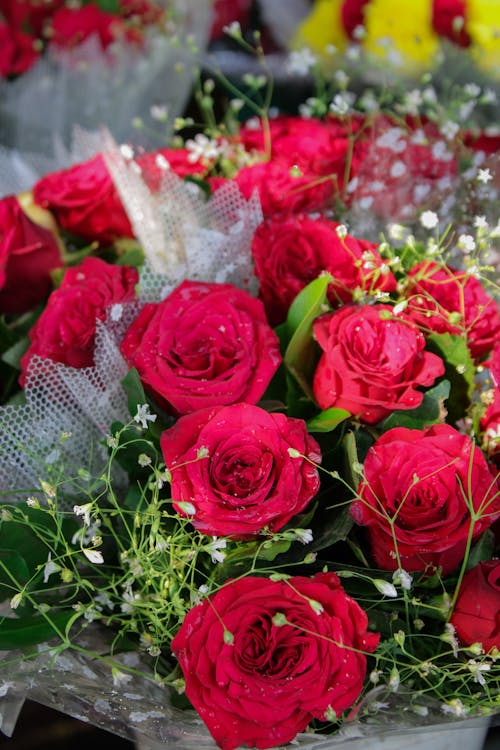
0, 132, 265, 506
103, 135, 262, 301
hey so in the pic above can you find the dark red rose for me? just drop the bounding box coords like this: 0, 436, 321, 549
352, 425, 500, 575
341, 0, 371, 38
0, 196, 62, 315
161, 403, 321, 537
0, 0, 64, 34
20, 257, 138, 383
252, 213, 396, 326
432, 0, 470, 47
350, 118, 458, 221
120, 280, 281, 415
313, 304, 445, 424
405, 260, 500, 361
172, 573, 379, 750
0, 22, 39, 77
451, 560, 500, 652
210, 0, 253, 40
230, 159, 334, 218
49, 4, 122, 49
33, 155, 133, 244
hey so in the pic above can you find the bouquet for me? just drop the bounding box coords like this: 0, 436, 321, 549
0, 61, 499, 750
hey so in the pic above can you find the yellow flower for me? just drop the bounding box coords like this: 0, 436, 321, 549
291, 0, 349, 58
363, 0, 440, 73
467, 0, 500, 78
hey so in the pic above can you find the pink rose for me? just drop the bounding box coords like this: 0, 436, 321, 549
352, 425, 500, 574
0, 22, 39, 77
172, 573, 379, 750
160, 402, 321, 537
120, 280, 281, 415
313, 304, 445, 424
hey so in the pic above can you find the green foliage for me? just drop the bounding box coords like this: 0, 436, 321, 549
382, 380, 451, 430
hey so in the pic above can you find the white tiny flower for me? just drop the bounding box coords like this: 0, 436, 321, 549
393, 300, 408, 316
106, 434, 119, 449
464, 82, 481, 98
388, 223, 405, 241
477, 168, 493, 184
392, 568, 413, 590
294, 528, 313, 544
335, 224, 348, 238
73, 503, 92, 526
441, 699, 467, 718
388, 666, 400, 691
473, 215, 488, 230
287, 48, 318, 76
138, 453, 152, 467
390, 160, 407, 178
467, 659, 491, 686
458, 234, 476, 253
43, 553, 61, 584
329, 92, 353, 116
374, 579, 398, 598
134, 403, 157, 430
83, 549, 104, 564
197, 446, 209, 459
222, 21, 241, 36
26, 497, 39, 508
112, 668, 133, 687
185, 133, 220, 164
440, 120, 460, 141
10, 593, 23, 610
177, 500, 196, 516
207, 537, 227, 564
420, 210, 439, 229
150, 104, 168, 122
120, 144, 134, 160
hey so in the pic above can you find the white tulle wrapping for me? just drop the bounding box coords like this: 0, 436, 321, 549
0, 132, 262, 505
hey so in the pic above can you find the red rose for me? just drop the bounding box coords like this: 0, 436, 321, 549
231, 159, 334, 218
352, 425, 500, 574
0, 22, 39, 77
33, 155, 133, 244
405, 260, 500, 360
172, 573, 379, 750
341, 0, 371, 38
450, 560, 500, 652
313, 304, 445, 424
210, 0, 253, 40
20, 257, 138, 383
432, 0, 470, 47
135, 148, 206, 191
120, 280, 281, 415
350, 119, 458, 221
0, 196, 62, 315
49, 4, 121, 49
160, 403, 321, 537
252, 213, 397, 326
239, 115, 362, 188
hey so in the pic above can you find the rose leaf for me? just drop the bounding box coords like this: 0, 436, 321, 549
307, 407, 351, 433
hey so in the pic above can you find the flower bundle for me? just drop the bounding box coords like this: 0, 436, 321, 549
292, 0, 500, 77
0, 79, 499, 750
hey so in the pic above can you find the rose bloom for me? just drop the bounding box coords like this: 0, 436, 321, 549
352, 424, 500, 575
120, 280, 281, 415
135, 147, 206, 191
450, 560, 500, 652
20, 257, 138, 384
0, 0, 64, 35
313, 304, 445, 424
432, 0, 470, 47
238, 115, 365, 189
49, 4, 124, 49
172, 573, 379, 750
229, 159, 335, 218
0, 196, 62, 315
0, 22, 39, 77
161, 403, 321, 537
33, 155, 133, 244
252, 213, 396, 326
405, 260, 500, 361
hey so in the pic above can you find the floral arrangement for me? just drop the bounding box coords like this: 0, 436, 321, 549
292, 0, 500, 77
0, 55, 499, 750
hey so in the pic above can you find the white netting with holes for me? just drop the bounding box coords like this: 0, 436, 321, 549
0, 133, 264, 506
103, 133, 263, 301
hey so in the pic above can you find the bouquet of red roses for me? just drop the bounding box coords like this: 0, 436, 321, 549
0, 90, 499, 750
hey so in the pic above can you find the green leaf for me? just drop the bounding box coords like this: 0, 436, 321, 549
284, 275, 332, 374
307, 408, 350, 433
426, 333, 475, 423
467, 529, 495, 570
258, 538, 292, 561
0, 610, 73, 650
381, 380, 451, 430
1, 336, 30, 370
309, 503, 354, 553
121, 368, 147, 419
